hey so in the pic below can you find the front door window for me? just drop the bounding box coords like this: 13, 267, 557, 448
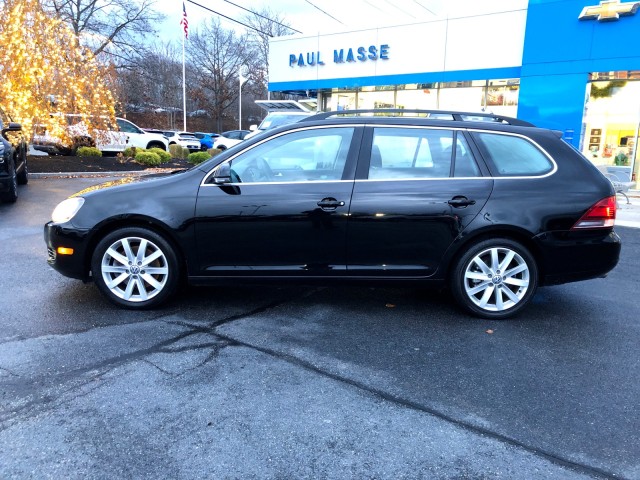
225, 127, 355, 183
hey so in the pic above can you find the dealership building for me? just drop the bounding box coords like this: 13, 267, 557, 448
268, 0, 640, 180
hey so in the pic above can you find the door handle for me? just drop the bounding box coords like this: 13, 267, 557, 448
317, 197, 345, 210
448, 196, 476, 208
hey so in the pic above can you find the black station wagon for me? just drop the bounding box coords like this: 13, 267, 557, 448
44, 110, 621, 319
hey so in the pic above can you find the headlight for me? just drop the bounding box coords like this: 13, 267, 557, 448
51, 197, 85, 223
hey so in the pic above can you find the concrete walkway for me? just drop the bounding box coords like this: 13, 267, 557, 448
616, 190, 640, 228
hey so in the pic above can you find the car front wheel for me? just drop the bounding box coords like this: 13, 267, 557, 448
450, 238, 538, 319
91, 227, 180, 309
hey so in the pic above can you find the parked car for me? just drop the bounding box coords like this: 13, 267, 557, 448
0, 107, 28, 203
44, 109, 621, 318
142, 128, 167, 136
244, 100, 315, 140
213, 130, 251, 150
32, 115, 168, 155
194, 132, 219, 150
163, 131, 202, 152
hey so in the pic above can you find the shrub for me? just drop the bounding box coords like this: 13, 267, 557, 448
149, 147, 171, 163
135, 151, 161, 166
76, 146, 102, 157
168, 144, 180, 158
168, 144, 191, 159
188, 151, 211, 165
123, 147, 144, 158
71, 136, 96, 154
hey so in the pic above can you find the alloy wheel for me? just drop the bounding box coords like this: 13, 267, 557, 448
100, 236, 169, 302
463, 246, 530, 312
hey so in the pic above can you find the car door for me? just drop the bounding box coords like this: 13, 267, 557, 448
346, 126, 493, 277
116, 118, 147, 149
194, 125, 362, 277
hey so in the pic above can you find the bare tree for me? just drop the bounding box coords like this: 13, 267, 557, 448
117, 42, 190, 128
243, 7, 295, 99
45, 0, 165, 63
187, 18, 252, 132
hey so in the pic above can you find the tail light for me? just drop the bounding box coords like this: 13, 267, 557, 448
571, 196, 616, 229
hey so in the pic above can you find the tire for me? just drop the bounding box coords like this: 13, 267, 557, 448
71, 136, 95, 155
91, 227, 180, 309
217, 145, 227, 151
1, 154, 18, 203
450, 238, 538, 320
146, 142, 166, 151
16, 145, 28, 185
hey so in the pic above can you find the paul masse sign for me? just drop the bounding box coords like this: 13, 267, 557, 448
268, 10, 527, 89
289, 44, 390, 67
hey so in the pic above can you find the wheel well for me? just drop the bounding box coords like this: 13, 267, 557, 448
84, 218, 188, 282
441, 228, 545, 284
146, 141, 166, 150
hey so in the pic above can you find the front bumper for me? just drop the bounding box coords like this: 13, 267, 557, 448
44, 222, 91, 281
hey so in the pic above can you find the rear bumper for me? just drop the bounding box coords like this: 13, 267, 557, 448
535, 229, 621, 286
33, 143, 66, 155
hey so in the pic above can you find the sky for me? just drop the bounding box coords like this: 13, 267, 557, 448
156, 0, 526, 42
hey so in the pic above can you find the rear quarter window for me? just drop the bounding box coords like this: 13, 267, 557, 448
472, 132, 554, 176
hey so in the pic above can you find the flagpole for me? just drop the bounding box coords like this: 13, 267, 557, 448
182, 33, 187, 131
180, 1, 188, 132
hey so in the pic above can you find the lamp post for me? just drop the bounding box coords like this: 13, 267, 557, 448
239, 66, 249, 131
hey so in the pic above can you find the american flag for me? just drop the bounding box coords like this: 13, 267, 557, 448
180, 2, 188, 38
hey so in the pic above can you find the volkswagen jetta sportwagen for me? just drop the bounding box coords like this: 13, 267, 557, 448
44, 110, 621, 319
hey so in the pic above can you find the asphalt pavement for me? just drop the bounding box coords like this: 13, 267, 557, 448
1, 177, 639, 479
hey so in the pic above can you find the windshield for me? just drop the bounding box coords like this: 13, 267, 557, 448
258, 113, 310, 131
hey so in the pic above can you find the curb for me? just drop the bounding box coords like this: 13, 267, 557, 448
616, 220, 640, 229
29, 171, 165, 179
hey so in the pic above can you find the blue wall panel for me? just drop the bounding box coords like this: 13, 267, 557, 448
518, 73, 587, 144
519, 0, 640, 146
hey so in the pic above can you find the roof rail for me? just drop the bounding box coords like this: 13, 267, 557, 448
303, 109, 535, 127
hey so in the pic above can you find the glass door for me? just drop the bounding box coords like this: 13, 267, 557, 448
582, 72, 640, 183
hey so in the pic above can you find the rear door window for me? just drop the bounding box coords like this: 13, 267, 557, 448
471, 132, 554, 176
368, 127, 481, 179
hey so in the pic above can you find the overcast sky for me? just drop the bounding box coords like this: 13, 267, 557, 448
156, 0, 526, 42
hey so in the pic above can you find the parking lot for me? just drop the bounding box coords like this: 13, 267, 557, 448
1, 177, 639, 479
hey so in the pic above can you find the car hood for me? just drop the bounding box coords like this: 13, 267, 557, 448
69, 172, 185, 198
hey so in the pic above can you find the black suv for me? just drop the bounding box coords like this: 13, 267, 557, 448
0, 107, 28, 203
44, 110, 621, 318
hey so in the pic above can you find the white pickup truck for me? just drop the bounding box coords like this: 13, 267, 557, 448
33, 115, 168, 155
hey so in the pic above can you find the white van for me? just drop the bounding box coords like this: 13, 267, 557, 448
33, 115, 168, 155
244, 100, 316, 140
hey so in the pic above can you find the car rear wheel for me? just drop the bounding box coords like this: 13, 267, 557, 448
146, 141, 166, 151
91, 227, 180, 309
450, 238, 538, 319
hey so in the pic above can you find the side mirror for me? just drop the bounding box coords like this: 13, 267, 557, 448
249, 124, 257, 132
1, 122, 22, 141
213, 162, 232, 184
